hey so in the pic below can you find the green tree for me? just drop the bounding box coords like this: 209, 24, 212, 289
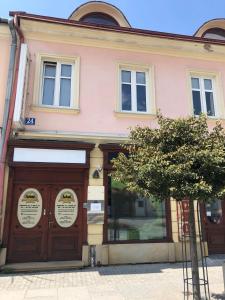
112, 114, 225, 300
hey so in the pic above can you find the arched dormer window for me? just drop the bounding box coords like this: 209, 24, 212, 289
80, 12, 119, 26
69, 1, 131, 28
202, 28, 225, 40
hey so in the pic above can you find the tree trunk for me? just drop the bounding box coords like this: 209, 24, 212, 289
189, 200, 201, 300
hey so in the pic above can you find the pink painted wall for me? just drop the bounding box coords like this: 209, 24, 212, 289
0, 27, 11, 128
25, 40, 225, 135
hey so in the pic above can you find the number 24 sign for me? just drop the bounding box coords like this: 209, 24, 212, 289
24, 118, 35, 125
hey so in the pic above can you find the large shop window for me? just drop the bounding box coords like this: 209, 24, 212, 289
107, 176, 167, 241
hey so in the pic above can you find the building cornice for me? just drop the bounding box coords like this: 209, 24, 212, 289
14, 17, 225, 62
9, 12, 225, 46
0, 25, 10, 39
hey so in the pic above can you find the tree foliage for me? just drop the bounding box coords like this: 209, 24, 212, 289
112, 114, 225, 202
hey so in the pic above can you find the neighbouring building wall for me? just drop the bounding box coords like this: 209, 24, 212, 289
0, 23, 11, 241
0, 24, 10, 134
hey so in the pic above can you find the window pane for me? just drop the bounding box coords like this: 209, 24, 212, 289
136, 72, 146, 84
44, 64, 56, 77
59, 78, 71, 107
108, 152, 119, 164
122, 84, 131, 111
204, 79, 212, 90
42, 78, 55, 105
192, 90, 202, 115
205, 92, 215, 116
137, 85, 147, 112
108, 177, 167, 241
121, 70, 131, 83
191, 77, 200, 89
61, 64, 72, 77
206, 200, 222, 224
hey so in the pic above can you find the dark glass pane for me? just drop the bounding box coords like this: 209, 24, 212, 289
205, 92, 215, 116
137, 85, 147, 112
192, 91, 202, 115
191, 77, 200, 89
204, 79, 212, 90
122, 70, 131, 83
61, 64, 72, 77
80, 12, 119, 26
108, 152, 128, 164
122, 84, 131, 111
44, 63, 56, 77
136, 72, 146, 84
42, 78, 55, 105
108, 152, 119, 164
108, 177, 167, 241
59, 78, 71, 107
203, 28, 225, 41
206, 200, 222, 224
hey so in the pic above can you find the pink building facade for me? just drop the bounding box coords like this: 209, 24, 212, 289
1, 2, 225, 268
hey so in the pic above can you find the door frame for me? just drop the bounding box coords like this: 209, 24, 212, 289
201, 200, 225, 254
2, 139, 94, 260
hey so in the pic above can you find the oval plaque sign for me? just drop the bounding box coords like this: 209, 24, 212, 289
17, 188, 42, 229
55, 189, 78, 228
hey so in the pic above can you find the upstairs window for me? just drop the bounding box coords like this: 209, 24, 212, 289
203, 28, 225, 41
121, 69, 149, 113
80, 12, 119, 26
191, 76, 216, 117
41, 61, 74, 108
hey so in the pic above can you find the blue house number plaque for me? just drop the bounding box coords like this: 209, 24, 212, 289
25, 118, 35, 125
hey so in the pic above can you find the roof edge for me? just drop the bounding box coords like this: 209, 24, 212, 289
9, 11, 225, 47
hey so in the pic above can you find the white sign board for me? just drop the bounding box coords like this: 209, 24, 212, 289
17, 188, 42, 229
13, 148, 86, 164
90, 203, 102, 213
55, 189, 78, 228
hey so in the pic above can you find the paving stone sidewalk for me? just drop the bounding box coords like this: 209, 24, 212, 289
0, 256, 224, 300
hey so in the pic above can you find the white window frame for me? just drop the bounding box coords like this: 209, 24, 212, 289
120, 69, 149, 113
33, 53, 80, 111
191, 75, 217, 117
40, 61, 75, 108
118, 64, 154, 115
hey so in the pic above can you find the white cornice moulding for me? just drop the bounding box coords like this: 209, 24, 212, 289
20, 20, 225, 61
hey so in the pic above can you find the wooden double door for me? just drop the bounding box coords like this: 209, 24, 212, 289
7, 183, 84, 263
202, 200, 225, 254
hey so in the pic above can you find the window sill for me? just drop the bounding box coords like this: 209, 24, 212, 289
194, 114, 225, 121
207, 116, 222, 121
114, 111, 156, 119
103, 239, 171, 244
31, 105, 80, 114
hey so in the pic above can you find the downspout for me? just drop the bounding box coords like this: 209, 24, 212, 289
0, 15, 23, 218
0, 19, 17, 158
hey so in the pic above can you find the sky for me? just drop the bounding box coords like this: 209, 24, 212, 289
0, 0, 225, 35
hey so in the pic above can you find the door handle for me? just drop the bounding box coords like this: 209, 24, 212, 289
43, 208, 46, 216
48, 221, 54, 229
